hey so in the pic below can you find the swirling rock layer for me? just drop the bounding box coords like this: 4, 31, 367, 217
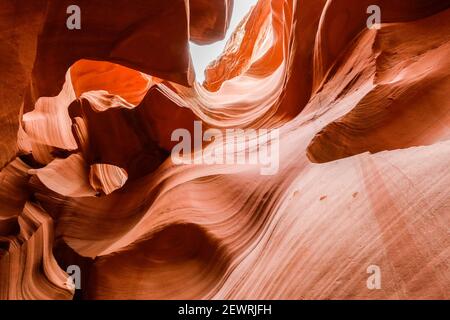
0, 0, 449, 299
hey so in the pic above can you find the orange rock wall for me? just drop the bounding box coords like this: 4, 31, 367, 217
0, 0, 449, 299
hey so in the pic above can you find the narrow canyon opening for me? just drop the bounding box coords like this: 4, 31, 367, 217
190, 0, 259, 84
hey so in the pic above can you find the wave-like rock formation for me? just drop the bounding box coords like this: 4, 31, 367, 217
1, 0, 449, 299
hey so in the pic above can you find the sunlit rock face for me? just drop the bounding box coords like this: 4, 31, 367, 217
0, 0, 449, 300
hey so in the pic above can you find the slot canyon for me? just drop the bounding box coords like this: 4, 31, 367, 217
0, 0, 449, 299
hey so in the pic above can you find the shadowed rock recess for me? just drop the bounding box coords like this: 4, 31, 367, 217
0, 0, 449, 299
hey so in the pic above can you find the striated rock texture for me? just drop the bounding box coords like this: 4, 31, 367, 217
0, 0, 449, 299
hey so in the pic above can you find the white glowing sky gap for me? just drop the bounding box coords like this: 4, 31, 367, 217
189, 0, 258, 83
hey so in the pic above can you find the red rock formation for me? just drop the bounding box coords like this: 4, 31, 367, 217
0, 0, 449, 300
